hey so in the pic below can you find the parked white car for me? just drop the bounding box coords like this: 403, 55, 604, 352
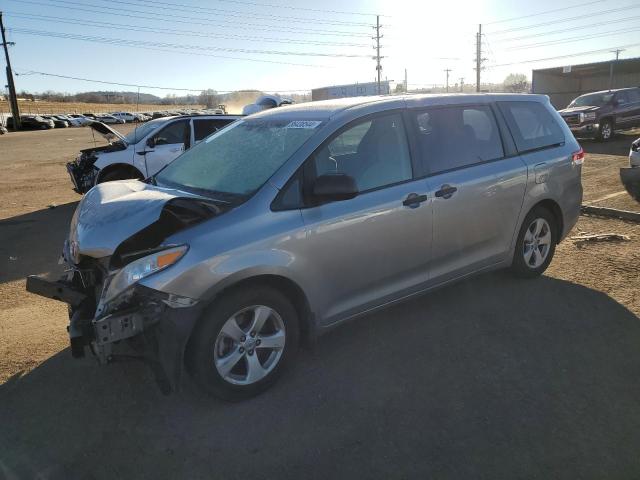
66, 114, 240, 193
68, 114, 92, 126
97, 115, 125, 125
111, 112, 138, 123
57, 115, 85, 127
620, 137, 640, 202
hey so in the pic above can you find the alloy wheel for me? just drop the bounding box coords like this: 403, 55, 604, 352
523, 218, 552, 269
213, 305, 286, 385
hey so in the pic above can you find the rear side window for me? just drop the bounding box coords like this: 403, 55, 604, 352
498, 101, 564, 153
194, 119, 234, 141
627, 89, 640, 102
411, 105, 504, 174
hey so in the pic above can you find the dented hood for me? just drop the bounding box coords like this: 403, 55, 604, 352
69, 180, 225, 261
88, 121, 128, 144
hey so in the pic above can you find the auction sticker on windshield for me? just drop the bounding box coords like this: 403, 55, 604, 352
285, 120, 322, 129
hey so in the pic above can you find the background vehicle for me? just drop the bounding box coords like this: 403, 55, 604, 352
69, 114, 92, 126
111, 112, 138, 123
558, 87, 640, 141
0, 125, 7, 134
620, 137, 640, 201
83, 113, 97, 120
42, 115, 70, 128
57, 115, 85, 127
96, 114, 125, 125
242, 94, 293, 115
66, 114, 240, 193
29, 94, 583, 400
7, 115, 55, 130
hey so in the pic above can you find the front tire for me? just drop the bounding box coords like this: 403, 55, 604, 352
511, 206, 557, 278
188, 286, 299, 401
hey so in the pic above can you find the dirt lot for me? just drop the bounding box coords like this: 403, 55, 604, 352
1, 126, 640, 478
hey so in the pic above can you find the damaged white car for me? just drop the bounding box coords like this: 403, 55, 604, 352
67, 115, 240, 193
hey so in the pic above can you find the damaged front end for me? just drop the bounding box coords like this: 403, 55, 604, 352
26, 181, 229, 393
67, 121, 129, 194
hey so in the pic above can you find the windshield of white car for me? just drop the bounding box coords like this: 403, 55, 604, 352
154, 118, 323, 198
123, 121, 163, 144
569, 92, 614, 107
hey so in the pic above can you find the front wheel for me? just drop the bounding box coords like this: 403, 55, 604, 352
188, 286, 299, 401
511, 207, 557, 278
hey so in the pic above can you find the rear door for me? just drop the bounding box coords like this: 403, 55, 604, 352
408, 104, 527, 282
143, 119, 190, 176
619, 89, 640, 128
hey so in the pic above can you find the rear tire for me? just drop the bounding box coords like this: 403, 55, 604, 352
597, 118, 613, 142
511, 206, 558, 278
188, 286, 299, 401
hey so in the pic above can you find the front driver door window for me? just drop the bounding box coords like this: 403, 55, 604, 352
299, 112, 432, 324
144, 120, 189, 176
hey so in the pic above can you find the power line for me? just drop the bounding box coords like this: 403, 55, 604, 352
9, 29, 330, 67
484, 0, 603, 25
86, 0, 374, 27
503, 26, 640, 51
494, 16, 640, 43
9, 0, 373, 37
487, 42, 640, 68
5, 12, 371, 47
487, 4, 640, 35
14, 70, 314, 92
9, 28, 371, 58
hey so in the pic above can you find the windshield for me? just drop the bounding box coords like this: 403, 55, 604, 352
123, 120, 164, 144
155, 118, 323, 197
570, 92, 614, 107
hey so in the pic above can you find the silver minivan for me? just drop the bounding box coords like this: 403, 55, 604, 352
27, 94, 583, 400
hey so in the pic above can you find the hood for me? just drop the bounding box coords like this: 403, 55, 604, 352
69, 180, 228, 263
89, 121, 128, 144
559, 105, 601, 114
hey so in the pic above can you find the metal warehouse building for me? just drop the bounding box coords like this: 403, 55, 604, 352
312, 81, 390, 101
532, 57, 640, 109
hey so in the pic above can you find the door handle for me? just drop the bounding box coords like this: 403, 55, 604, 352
435, 184, 458, 199
402, 193, 428, 207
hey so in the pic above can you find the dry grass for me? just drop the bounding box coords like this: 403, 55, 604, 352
0, 99, 205, 121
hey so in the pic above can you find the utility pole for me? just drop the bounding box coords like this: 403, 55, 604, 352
609, 48, 624, 91
444, 68, 452, 93
475, 23, 482, 92
404, 68, 408, 93
0, 12, 20, 130
373, 15, 383, 94
459, 77, 465, 92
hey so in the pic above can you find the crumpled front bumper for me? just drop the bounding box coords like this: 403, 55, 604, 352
26, 275, 203, 394
66, 160, 98, 194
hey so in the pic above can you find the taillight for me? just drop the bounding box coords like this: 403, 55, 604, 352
572, 147, 585, 165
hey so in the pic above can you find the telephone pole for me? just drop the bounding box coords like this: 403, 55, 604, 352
459, 77, 465, 92
0, 12, 20, 130
444, 68, 452, 93
404, 68, 408, 93
475, 23, 482, 92
373, 15, 383, 94
609, 48, 624, 91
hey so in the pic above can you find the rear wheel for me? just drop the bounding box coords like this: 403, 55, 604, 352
188, 286, 299, 401
511, 206, 557, 278
597, 118, 613, 142
98, 168, 143, 184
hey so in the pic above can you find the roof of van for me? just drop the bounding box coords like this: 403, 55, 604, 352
250, 93, 551, 120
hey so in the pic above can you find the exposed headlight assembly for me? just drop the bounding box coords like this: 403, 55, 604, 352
580, 112, 596, 122
101, 245, 188, 306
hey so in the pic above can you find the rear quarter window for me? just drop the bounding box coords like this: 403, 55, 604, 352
498, 101, 564, 153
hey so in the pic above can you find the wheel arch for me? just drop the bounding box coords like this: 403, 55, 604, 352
95, 163, 145, 184
191, 274, 315, 347
526, 198, 564, 243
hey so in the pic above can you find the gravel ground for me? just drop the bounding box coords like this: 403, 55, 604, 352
1, 125, 639, 479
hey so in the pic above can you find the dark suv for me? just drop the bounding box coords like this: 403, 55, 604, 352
558, 87, 640, 141
6, 115, 55, 130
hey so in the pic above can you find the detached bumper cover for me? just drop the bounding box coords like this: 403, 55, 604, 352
26, 275, 203, 393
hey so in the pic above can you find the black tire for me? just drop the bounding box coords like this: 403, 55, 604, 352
98, 169, 142, 184
188, 286, 299, 401
511, 206, 558, 278
597, 118, 614, 142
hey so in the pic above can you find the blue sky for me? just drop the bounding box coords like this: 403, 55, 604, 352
2, 0, 640, 96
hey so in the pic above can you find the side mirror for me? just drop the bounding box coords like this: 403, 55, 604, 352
312, 173, 358, 201
146, 137, 156, 149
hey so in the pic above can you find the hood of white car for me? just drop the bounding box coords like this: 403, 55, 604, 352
88, 121, 128, 144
